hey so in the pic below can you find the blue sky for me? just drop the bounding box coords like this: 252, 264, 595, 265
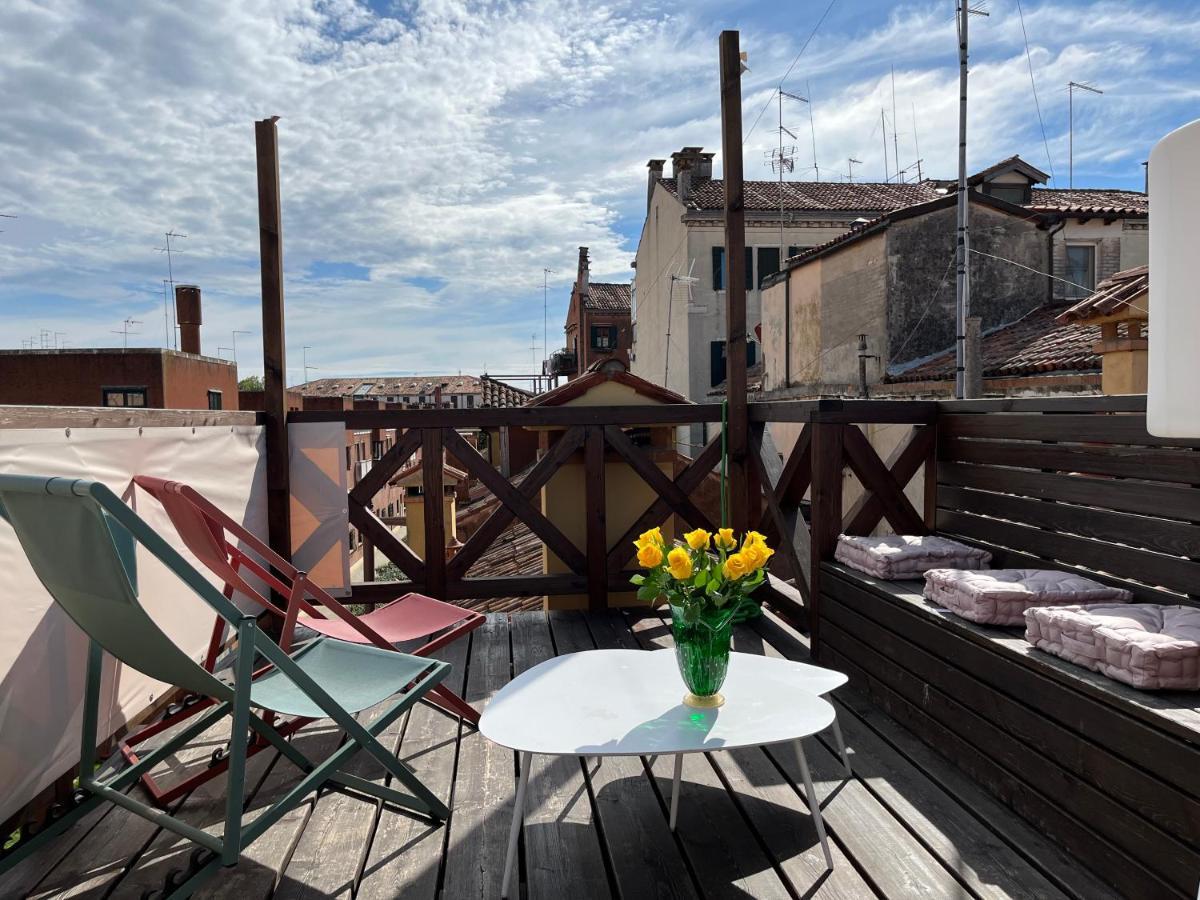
1, 0, 1196, 380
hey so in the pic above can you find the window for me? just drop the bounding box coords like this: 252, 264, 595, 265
757, 247, 780, 288
711, 246, 755, 291
352, 382, 375, 397
101, 387, 148, 407
372, 440, 384, 460
1065, 245, 1096, 299
345, 446, 352, 470
590, 324, 618, 351
984, 183, 1031, 205
709, 340, 759, 388
466, 395, 475, 408
207, 390, 223, 411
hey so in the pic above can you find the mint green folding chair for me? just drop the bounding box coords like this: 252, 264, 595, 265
0, 475, 451, 897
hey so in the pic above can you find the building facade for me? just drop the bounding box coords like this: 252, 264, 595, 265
0, 348, 239, 410
549, 247, 632, 380
295, 374, 531, 409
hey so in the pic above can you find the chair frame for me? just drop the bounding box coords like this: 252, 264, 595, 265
120, 476, 482, 807
0, 478, 450, 898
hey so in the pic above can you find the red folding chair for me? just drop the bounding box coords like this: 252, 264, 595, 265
120, 475, 484, 807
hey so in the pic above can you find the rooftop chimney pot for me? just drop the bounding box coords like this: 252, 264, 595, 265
175, 284, 202, 355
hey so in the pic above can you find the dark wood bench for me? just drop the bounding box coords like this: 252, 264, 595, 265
812, 402, 1200, 899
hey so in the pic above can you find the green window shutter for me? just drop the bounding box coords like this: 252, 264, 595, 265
711, 246, 725, 290
745, 247, 754, 291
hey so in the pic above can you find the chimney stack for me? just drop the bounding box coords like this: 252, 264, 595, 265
670, 147, 714, 204
647, 159, 665, 212
577, 247, 590, 296
175, 284, 202, 355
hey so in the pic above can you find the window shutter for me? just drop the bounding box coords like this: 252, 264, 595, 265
711, 246, 725, 290
745, 247, 754, 291
710, 340, 727, 388
747, 341, 758, 367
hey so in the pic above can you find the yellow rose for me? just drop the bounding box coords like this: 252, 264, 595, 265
684, 528, 711, 551
637, 543, 664, 568
714, 528, 737, 551
742, 542, 775, 571
743, 530, 768, 549
666, 547, 694, 580
635, 526, 664, 551
722, 552, 751, 580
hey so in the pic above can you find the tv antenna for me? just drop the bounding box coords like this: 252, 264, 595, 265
302, 345, 318, 384
665, 260, 698, 385
891, 66, 902, 183
772, 89, 808, 263
231, 330, 252, 368
542, 267, 555, 373
846, 158, 862, 183
1067, 81, 1103, 188
0, 212, 14, 234
112, 318, 142, 350
154, 229, 188, 349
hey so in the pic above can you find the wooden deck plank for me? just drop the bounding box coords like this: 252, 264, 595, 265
278, 637, 469, 899
440, 615, 519, 900
626, 609, 793, 900
558, 610, 701, 900
509, 611, 612, 898
738, 617, 1069, 900
355, 635, 470, 899
750, 611, 1121, 900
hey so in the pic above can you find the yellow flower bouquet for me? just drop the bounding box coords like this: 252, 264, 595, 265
630, 526, 774, 706
629, 526, 774, 624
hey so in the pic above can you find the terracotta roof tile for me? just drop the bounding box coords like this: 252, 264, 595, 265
1057, 266, 1149, 323
887, 303, 1101, 383
1028, 188, 1148, 216
583, 282, 631, 312
298, 374, 531, 407
660, 178, 943, 212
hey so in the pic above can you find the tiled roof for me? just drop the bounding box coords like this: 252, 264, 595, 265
887, 303, 1101, 383
1057, 266, 1149, 323
298, 374, 532, 407
582, 282, 631, 312
1028, 188, 1148, 216
659, 178, 943, 212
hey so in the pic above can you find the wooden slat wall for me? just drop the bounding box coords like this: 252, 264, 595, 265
936, 408, 1200, 605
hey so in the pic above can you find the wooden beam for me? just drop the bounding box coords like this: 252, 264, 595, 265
602, 425, 714, 532
254, 116, 291, 565
442, 427, 586, 576
288, 402, 725, 429
348, 427, 421, 506
719, 29, 750, 533
422, 427, 446, 600
843, 425, 935, 535
584, 426, 608, 611
842, 426, 927, 536
749, 423, 812, 599
808, 423, 844, 660
348, 498, 425, 581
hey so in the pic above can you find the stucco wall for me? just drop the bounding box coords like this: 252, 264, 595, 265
886, 204, 1049, 369
1051, 219, 1147, 300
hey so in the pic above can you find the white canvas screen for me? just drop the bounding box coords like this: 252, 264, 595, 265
0, 424, 265, 823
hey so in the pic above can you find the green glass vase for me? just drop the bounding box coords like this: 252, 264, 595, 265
670, 603, 735, 708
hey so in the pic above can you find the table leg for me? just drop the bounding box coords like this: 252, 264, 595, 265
502, 751, 531, 898
669, 753, 683, 831
830, 715, 852, 775
795, 739, 833, 869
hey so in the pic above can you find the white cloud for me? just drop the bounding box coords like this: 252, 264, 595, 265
0, 0, 1195, 378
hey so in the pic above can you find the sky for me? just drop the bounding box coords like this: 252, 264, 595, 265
1, 0, 1197, 383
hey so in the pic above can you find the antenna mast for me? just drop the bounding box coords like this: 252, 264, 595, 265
772, 89, 807, 267
847, 157, 861, 183
956, 1, 989, 399
1068, 81, 1103, 188
155, 229, 188, 349
542, 267, 554, 376
881, 109, 890, 182
807, 80, 820, 182
112, 318, 142, 350
891, 66, 902, 183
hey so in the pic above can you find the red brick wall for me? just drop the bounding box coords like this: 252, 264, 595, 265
162, 353, 239, 410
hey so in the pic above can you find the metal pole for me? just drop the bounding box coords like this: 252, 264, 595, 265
1069, 84, 1073, 189
808, 79, 819, 182
955, 2, 970, 399
720, 30, 750, 533
779, 88, 785, 264
881, 109, 889, 183
891, 66, 902, 182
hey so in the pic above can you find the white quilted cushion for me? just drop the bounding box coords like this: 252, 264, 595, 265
1026, 604, 1200, 691
834, 534, 991, 580
924, 569, 1132, 626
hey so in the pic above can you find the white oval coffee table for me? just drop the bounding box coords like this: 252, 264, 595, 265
481, 649, 845, 897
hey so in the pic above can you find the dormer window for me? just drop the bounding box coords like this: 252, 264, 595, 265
983, 182, 1032, 205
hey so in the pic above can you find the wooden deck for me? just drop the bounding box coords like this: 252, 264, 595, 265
1, 609, 1120, 900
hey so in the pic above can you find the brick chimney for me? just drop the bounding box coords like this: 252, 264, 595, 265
175, 284, 202, 355
646, 158, 665, 212
577, 246, 590, 297
670, 147, 714, 203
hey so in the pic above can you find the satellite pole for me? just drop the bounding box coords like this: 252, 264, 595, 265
956, 1, 989, 399
231, 330, 251, 368
891, 66, 902, 183
542, 267, 554, 372
847, 157, 862, 183
302, 345, 318, 385
911, 100, 924, 181
1068, 81, 1103, 188
806, 80, 820, 182
773, 90, 806, 264
112, 318, 142, 350
881, 110, 890, 182
155, 230, 188, 349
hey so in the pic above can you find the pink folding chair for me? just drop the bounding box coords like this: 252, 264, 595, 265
120, 475, 483, 807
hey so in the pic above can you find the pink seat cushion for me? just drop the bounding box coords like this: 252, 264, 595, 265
303, 593, 474, 644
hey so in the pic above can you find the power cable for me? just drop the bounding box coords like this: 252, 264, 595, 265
1015, 0, 1055, 181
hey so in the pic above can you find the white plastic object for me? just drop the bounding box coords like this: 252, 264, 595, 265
1148, 118, 1200, 437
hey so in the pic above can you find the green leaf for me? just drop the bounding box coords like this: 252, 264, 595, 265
692, 570, 708, 589
637, 584, 659, 602
630, 574, 645, 586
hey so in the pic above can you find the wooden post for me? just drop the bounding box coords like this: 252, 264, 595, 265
808, 422, 844, 661
584, 425, 608, 611
255, 116, 291, 568
720, 31, 750, 534
422, 428, 446, 599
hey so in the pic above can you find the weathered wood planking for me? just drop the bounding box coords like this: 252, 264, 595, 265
509, 612, 611, 898
439, 616, 520, 899
354, 635, 470, 899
